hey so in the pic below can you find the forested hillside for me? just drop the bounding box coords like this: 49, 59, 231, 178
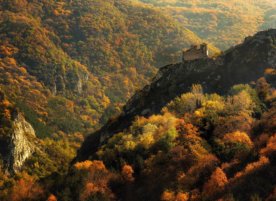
68, 29, 276, 201
0, 1, 275, 200
72, 76, 275, 201
137, 0, 276, 49
9, 64, 275, 201
0, 0, 219, 198
0, 0, 217, 138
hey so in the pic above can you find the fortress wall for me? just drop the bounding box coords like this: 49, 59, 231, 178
183, 50, 208, 61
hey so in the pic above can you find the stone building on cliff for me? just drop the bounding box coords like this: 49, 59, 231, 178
182, 43, 209, 62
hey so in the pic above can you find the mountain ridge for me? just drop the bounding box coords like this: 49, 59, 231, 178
76, 29, 276, 162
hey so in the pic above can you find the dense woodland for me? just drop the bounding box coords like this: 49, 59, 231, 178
138, 0, 276, 49
0, 1, 219, 200
0, 68, 275, 201
0, 0, 218, 178
0, 0, 220, 133
0, 0, 275, 201
58, 70, 275, 201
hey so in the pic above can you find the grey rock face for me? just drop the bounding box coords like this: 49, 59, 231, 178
7, 113, 36, 173
76, 71, 89, 94
76, 79, 83, 94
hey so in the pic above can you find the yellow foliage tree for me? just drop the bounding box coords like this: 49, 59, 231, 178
223, 131, 253, 147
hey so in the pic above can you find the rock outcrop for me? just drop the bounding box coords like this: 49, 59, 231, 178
7, 113, 36, 173
75, 29, 276, 162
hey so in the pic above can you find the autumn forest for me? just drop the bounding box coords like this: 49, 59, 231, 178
0, 0, 275, 201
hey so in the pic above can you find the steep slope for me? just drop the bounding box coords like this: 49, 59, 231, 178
0, 0, 219, 138
0, 0, 222, 189
0, 92, 36, 173
76, 29, 276, 162
0, 90, 79, 179
137, 0, 276, 49
7, 112, 36, 173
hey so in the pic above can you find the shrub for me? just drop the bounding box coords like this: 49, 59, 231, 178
214, 131, 253, 161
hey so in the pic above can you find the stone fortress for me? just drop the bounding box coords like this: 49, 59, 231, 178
182, 43, 209, 62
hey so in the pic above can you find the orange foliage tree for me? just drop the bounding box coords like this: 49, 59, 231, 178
8, 172, 44, 201
121, 164, 135, 182
161, 190, 175, 201
74, 160, 115, 201
234, 156, 269, 179
47, 194, 57, 201
202, 167, 228, 199
161, 190, 189, 201
175, 192, 189, 201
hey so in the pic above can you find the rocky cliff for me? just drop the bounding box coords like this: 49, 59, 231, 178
0, 99, 36, 173
6, 113, 36, 173
76, 29, 276, 162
